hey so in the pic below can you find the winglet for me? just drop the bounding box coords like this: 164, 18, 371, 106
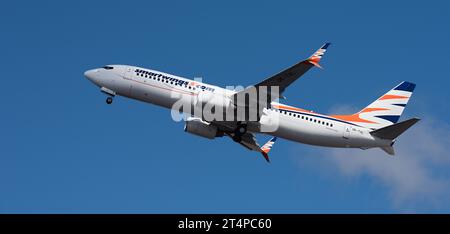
261, 152, 270, 163
307, 43, 331, 69
260, 137, 277, 163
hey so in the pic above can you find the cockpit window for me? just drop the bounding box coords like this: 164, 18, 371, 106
103, 66, 114, 70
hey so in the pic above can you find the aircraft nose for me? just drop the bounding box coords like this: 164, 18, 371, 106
84, 69, 94, 80
84, 69, 99, 83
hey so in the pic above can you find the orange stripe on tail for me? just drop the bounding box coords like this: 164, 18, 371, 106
379, 94, 408, 100
359, 107, 390, 113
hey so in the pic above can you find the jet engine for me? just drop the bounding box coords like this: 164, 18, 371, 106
184, 117, 219, 139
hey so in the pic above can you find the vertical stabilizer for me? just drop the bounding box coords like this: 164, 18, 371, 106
331, 81, 416, 129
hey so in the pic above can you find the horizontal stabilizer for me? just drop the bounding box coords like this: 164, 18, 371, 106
370, 118, 420, 140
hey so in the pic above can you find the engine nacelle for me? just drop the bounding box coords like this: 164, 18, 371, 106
184, 117, 218, 139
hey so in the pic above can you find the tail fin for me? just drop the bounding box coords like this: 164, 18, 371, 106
331, 81, 416, 129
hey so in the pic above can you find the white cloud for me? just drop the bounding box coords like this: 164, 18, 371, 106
294, 107, 450, 211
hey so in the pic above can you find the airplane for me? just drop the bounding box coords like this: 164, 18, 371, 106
84, 43, 419, 163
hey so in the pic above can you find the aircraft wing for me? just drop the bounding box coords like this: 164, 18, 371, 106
230, 43, 330, 112
226, 132, 277, 163
253, 42, 330, 94
236, 132, 262, 151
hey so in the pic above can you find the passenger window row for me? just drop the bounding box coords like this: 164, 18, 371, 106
272, 108, 333, 127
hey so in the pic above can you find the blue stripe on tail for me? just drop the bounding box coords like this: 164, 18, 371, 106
394, 81, 416, 92
376, 115, 401, 123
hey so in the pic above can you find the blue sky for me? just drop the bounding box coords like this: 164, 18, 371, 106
1, 0, 450, 213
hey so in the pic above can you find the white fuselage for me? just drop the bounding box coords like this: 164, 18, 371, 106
84, 65, 392, 149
